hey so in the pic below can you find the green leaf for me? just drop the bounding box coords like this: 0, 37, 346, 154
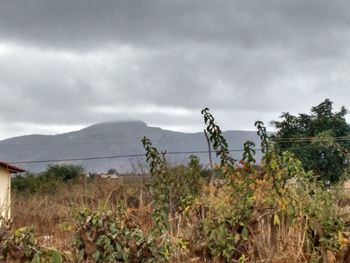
234, 233, 241, 243
50, 251, 63, 263
241, 227, 249, 240
92, 250, 101, 261
32, 253, 41, 263
273, 214, 281, 226
287, 205, 295, 217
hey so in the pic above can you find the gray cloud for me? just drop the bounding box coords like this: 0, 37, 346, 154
0, 0, 350, 139
2, 0, 350, 50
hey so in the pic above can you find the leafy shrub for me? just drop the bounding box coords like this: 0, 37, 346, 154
0, 226, 64, 262
73, 208, 165, 262
12, 164, 84, 194
7, 106, 350, 262
272, 98, 350, 184
44, 164, 84, 182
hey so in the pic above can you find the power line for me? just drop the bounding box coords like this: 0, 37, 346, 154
9, 148, 263, 164
8, 137, 350, 165
11, 154, 144, 164
0, 139, 197, 146
273, 137, 350, 143
273, 136, 350, 140
5, 133, 350, 165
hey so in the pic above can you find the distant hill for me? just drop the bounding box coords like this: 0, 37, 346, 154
0, 121, 263, 173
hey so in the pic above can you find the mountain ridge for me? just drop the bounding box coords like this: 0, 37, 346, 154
0, 121, 263, 173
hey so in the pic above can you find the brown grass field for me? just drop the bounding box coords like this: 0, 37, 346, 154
7, 174, 350, 262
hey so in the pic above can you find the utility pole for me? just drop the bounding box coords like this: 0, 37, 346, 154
204, 129, 214, 180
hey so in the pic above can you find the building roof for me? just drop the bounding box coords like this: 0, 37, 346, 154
0, 161, 26, 173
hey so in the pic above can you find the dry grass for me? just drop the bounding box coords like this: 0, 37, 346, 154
9, 176, 350, 262
11, 176, 151, 251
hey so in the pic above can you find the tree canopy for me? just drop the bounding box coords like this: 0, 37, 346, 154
12, 164, 84, 193
272, 99, 350, 184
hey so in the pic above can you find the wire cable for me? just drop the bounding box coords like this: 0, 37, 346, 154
9, 148, 263, 164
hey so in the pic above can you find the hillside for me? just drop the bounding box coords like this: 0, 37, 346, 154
0, 121, 263, 172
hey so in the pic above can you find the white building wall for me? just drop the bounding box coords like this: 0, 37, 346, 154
0, 167, 10, 220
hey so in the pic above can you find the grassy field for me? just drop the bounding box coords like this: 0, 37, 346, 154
11, 176, 151, 250
4, 110, 350, 262
5, 170, 350, 262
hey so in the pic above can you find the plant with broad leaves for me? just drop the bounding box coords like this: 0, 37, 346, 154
201, 108, 235, 172
0, 226, 64, 263
142, 136, 171, 261
73, 207, 166, 262
242, 140, 256, 165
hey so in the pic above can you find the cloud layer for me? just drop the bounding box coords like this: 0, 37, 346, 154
0, 0, 350, 139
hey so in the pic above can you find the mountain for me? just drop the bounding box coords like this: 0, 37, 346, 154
0, 121, 263, 173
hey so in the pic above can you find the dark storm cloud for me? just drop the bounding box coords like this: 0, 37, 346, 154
0, 0, 350, 139
1, 0, 350, 50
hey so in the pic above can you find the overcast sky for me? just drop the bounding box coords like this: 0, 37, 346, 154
0, 0, 350, 140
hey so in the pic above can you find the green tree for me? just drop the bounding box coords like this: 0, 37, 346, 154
43, 164, 84, 182
272, 99, 350, 184
12, 164, 84, 193
107, 168, 117, 174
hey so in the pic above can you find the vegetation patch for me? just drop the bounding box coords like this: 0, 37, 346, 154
5, 100, 350, 262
